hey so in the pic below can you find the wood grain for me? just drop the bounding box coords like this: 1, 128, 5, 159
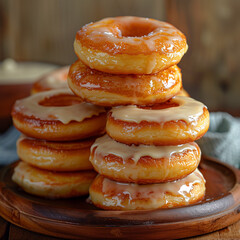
187, 221, 240, 239
9, 224, 58, 240
4, 220, 240, 239
0, 216, 9, 240
166, 0, 240, 110
0, 157, 240, 239
0, 0, 165, 65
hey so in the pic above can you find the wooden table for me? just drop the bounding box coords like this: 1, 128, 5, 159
0, 215, 239, 240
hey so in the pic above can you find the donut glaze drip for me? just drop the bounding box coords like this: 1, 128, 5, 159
76, 16, 187, 55
111, 96, 206, 125
13, 89, 105, 124
91, 135, 198, 164
101, 169, 205, 207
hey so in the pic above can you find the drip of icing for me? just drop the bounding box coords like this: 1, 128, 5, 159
14, 89, 105, 124
91, 135, 198, 164
111, 96, 206, 124
101, 169, 205, 206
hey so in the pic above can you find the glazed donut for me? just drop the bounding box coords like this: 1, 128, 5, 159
68, 60, 182, 106
12, 161, 97, 199
74, 16, 188, 74
12, 89, 106, 141
89, 169, 205, 210
90, 135, 200, 183
177, 88, 189, 97
31, 66, 69, 94
17, 135, 95, 171
107, 96, 209, 145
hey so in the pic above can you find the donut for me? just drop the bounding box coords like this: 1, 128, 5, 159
17, 135, 95, 171
12, 161, 97, 199
177, 88, 189, 97
31, 66, 69, 94
12, 89, 106, 141
90, 135, 200, 183
74, 16, 188, 74
106, 96, 209, 145
68, 60, 182, 106
89, 169, 205, 210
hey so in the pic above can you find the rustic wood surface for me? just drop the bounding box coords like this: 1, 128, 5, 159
0, 157, 240, 240
1, 215, 240, 240
0, 0, 239, 111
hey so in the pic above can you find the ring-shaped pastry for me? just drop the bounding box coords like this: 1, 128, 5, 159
12, 161, 97, 199
17, 135, 95, 171
89, 169, 205, 210
90, 135, 200, 183
68, 60, 182, 106
12, 89, 106, 141
177, 87, 189, 97
31, 66, 69, 94
75, 16, 188, 74
106, 96, 209, 145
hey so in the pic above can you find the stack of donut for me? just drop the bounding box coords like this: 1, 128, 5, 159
11, 86, 106, 198
68, 16, 210, 210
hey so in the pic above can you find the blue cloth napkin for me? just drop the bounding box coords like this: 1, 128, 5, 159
0, 127, 20, 166
0, 112, 240, 168
197, 112, 240, 168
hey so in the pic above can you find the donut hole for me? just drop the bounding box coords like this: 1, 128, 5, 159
39, 94, 82, 107
140, 102, 179, 110
120, 21, 157, 38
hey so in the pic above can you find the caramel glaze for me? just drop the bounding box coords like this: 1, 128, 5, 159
68, 60, 182, 105
76, 16, 187, 55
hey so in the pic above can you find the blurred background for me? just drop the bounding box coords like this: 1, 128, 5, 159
0, 0, 240, 131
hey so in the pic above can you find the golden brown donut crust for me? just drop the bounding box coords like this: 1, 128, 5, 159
68, 60, 182, 106
12, 111, 106, 141
17, 136, 95, 171
75, 16, 188, 74
90, 140, 201, 184
106, 101, 209, 146
89, 171, 205, 210
12, 161, 97, 199
12, 91, 106, 141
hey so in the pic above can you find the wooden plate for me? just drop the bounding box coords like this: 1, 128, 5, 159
0, 156, 240, 240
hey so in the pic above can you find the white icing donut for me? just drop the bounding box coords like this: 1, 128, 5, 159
111, 96, 205, 124
90, 169, 206, 210
14, 89, 106, 124
91, 135, 198, 164
102, 169, 204, 201
107, 96, 209, 145
90, 134, 201, 183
